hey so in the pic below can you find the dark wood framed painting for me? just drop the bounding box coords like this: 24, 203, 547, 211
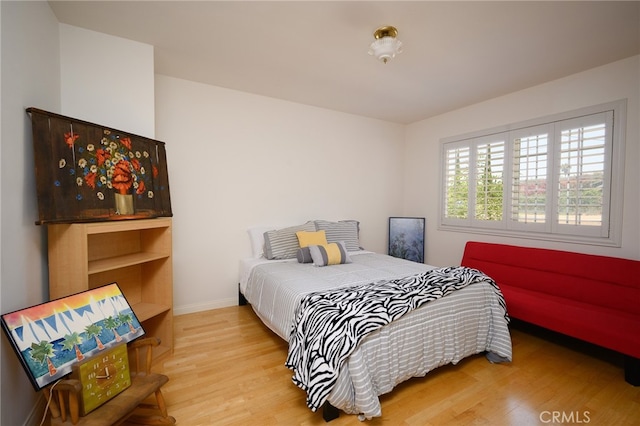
1, 283, 144, 391
27, 108, 172, 225
388, 217, 425, 263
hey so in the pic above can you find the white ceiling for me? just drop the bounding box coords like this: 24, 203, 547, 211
48, 1, 640, 124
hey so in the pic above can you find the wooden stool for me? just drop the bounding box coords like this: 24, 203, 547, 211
45, 337, 175, 426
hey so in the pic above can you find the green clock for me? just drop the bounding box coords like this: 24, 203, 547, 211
71, 342, 131, 415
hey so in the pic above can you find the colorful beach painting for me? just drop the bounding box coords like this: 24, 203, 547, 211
1, 283, 144, 390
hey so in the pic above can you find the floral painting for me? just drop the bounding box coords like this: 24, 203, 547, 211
69, 130, 155, 202
28, 108, 172, 224
388, 217, 425, 263
1, 283, 144, 391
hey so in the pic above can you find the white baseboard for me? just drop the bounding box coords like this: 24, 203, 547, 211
24, 393, 47, 426
173, 297, 238, 316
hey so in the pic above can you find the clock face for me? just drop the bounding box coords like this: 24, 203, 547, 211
71, 342, 131, 415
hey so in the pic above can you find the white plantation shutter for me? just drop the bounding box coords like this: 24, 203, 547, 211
473, 134, 505, 228
439, 101, 624, 246
509, 125, 551, 232
553, 112, 612, 238
443, 143, 470, 223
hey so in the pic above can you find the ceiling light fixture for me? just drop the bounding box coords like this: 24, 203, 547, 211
368, 26, 403, 64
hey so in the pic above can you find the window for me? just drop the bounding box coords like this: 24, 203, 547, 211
440, 100, 625, 246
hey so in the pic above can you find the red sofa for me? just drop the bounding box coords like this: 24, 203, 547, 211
461, 241, 640, 385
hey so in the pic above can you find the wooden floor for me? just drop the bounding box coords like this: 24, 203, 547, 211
157, 306, 640, 425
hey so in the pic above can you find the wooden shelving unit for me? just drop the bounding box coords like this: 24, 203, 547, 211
47, 217, 174, 360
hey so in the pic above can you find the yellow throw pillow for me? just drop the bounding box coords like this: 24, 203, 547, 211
296, 230, 328, 248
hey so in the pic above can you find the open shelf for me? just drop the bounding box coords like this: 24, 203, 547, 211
132, 302, 172, 323
48, 218, 174, 361
89, 252, 170, 275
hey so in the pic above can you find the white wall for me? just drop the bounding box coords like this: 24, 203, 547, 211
0, 2, 61, 425
154, 75, 406, 313
56, 25, 407, 316
404, 56, 640, 267
59, 24, 155, 138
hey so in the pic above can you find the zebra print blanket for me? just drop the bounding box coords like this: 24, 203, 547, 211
285, 266, 507, 412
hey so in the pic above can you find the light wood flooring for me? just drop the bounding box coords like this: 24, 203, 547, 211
156, 306, 640, 425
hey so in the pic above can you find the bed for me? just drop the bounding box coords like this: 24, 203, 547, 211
239, 221, 512, 421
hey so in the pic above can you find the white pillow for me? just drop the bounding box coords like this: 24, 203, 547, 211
247, 226, 273, 258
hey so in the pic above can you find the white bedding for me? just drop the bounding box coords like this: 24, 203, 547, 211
240, 251, 432, 339
240, 252, 512, 419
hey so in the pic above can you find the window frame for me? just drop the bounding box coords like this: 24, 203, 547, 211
438, 100, 626, 247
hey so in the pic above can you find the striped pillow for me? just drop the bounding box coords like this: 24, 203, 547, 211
263, 222, 317, 260
296, 247, 314, 264
308, 242, 352, 266
314, 220, 360, 251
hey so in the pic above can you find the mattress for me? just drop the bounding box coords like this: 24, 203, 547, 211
240, 251, 432, 339
240, 251, 512, 419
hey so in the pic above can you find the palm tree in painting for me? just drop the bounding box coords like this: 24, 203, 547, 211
103, 316, 122, 342
84, 324, 105, 350
30, 340, 57, 376
118, 312, 137, 334
62, 332, 85, 361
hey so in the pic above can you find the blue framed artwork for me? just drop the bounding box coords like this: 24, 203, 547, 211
388, 217, 425, 263
1, 283, 144, 391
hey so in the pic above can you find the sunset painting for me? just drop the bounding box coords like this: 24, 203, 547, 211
1, 283, 144, 390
